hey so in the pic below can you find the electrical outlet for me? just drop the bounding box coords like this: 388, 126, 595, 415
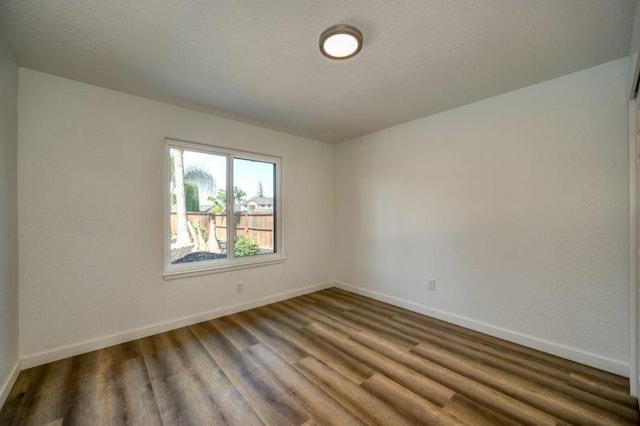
236, 281, 244, 293
427, 279, 436, 291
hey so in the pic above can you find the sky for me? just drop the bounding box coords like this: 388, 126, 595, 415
180, 149, 275, 200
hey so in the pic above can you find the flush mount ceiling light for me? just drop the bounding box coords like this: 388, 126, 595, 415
319, 24, 363, 60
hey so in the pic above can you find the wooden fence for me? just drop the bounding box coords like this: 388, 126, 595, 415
170, 212, 274, 250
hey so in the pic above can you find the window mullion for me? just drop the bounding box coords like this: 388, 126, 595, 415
227, 154, 235, 261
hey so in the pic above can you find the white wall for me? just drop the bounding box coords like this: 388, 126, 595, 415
0, 38, 19, 403
335, 58, 630, 375
17, 69, 334, 363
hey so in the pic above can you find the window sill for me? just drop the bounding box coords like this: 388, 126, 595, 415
163, 257, 285, 280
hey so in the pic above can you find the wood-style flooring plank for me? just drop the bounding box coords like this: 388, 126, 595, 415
191, 320, 310, 425
140, 331, 228, 425
230, 310, 308, 364
1, 287, 637, 425
411, 342, 631, 425
442, 394, 522, 426
11, 360, 73, 426
255, 304, 375, 384
321, 290, 639, 421
359, 373, 462, 425
389, 313, 638, 407
244, 343, 365, 426
348, 325, 559, 425
304, 321, 457, 407
293, 356, 412, 425
328, 288, 629, 390
115, 353, 163, 426
298, 297, 420, 351
65, 348, 128, 425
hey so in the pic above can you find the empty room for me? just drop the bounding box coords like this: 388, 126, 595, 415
2, 0, 640, 424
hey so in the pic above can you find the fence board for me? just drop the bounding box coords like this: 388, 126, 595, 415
170, 212, 274, 250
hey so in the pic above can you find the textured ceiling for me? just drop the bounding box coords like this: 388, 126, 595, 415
0, 0, 636, 143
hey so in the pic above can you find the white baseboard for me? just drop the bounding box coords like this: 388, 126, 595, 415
0, 359, 21, 409
335, 282, 629, 377
21, 281, 334, 369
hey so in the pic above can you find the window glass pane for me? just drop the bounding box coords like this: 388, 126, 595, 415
170, 147, 227, 265
232, 158, 276, 257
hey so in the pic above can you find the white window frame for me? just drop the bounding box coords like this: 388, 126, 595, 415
163, 138, 284, 279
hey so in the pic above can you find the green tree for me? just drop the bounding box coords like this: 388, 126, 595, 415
234, 235, 261, 257
171, 149, 216, 245
184, 168, 215, 196
207, 186, 246, 211
185, 183, 200, 212
234, 186, 247, 203
256, 181, 264, 197
208, 189, 227, 213
170, 153, 216, 198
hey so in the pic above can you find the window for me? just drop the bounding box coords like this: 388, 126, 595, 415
164, 138, 283, 278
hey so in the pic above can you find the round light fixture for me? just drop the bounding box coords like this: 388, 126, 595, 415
319, 24, 363, 60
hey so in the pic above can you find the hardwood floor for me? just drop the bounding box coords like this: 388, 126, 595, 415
1, 287, 638, 425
